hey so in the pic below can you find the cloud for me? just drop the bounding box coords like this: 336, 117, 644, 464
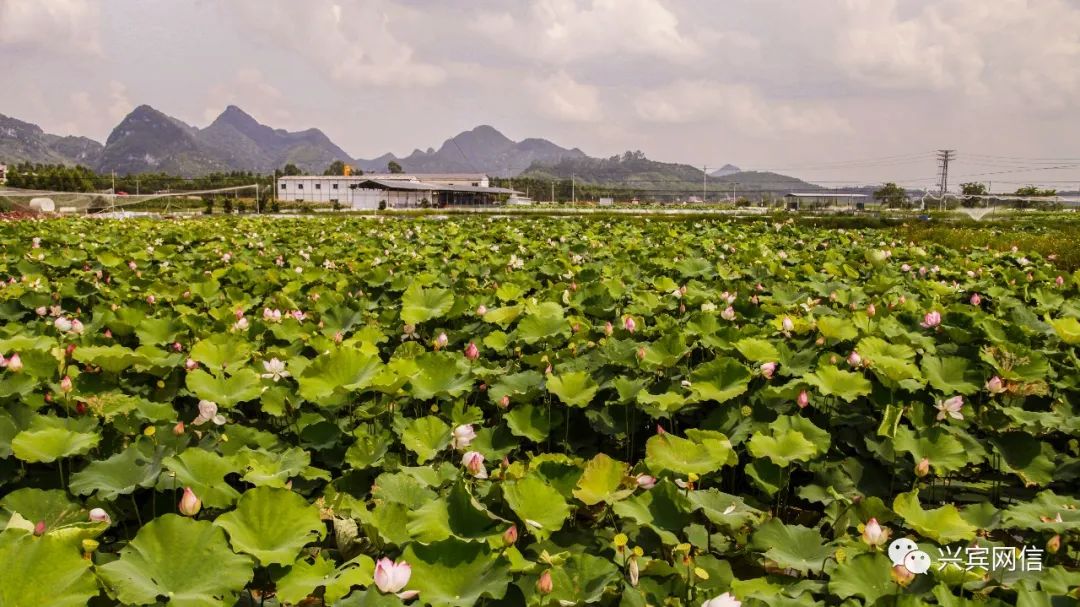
202, 68, 293, 126
634, 80, 851, 136
223, 0, 445, 87
0, 0, 101, 55
527, 71, 603, 122
476, 0, 700, 65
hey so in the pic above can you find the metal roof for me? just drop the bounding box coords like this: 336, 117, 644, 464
348, 179, 517, 195
785, 193, 868, 198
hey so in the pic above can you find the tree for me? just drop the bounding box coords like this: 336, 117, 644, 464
872, 182, 907, 208
324, 160, 347, 176
960, 182, 988, 207
387, 161, 404, 174
281, 163, 302, 176
1014, 185, 1056, 197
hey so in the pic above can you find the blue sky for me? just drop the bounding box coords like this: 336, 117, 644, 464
1, 0, 1078, 188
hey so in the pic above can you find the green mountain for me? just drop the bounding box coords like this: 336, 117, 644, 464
0, 113, 103, 167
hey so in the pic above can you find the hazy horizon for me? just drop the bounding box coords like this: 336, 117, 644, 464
1, 0, 1077, 188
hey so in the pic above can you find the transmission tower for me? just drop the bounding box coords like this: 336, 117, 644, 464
936, 150, 956, 196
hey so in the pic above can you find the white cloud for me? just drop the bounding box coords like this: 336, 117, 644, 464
527, 71, 603, 122
224, 0, 445, 88
634, 80, 851, 136
0, 0, 101, 55
477, 0, 700, 64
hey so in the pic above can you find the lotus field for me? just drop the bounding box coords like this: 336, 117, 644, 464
2, 215, 1079, 607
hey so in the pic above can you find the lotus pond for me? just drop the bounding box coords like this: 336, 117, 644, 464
0, 216, 1078, 607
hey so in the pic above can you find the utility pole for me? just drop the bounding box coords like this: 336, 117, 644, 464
571, 173, 575, 204
936, 149, 955, 210
111, 171, 115, 194
732, 182, 737, 203
702, 166, 708, 203
550, 181, 554, 204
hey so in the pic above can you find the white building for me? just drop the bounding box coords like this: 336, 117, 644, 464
0, 164, 7, 185
275, 173, 512, 209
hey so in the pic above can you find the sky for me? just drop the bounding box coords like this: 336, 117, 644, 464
1, 0, 1078, 188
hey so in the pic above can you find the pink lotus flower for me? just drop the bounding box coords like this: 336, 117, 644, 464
797, 390, 810, 409
179, 487, 202, 516
434, 332, 448, 349
451, 424, 477, 449
476, 305, 488, 316
35, 306, 47, 316
462, 451, 487, 478
721, 306, 736, 321
70, 319, 84, 335
701, 592, 741, 607
374, 558, 416, 598
623, 316, 637, 333
761, 362, 777, 379
537, 570, 554, 595
60, 376, 73, 393
1055, 275, 1064, 286
192, 400, 226, 426
935, 395, 964, 421
862, 518, 888, 547
7, 353, 22, 373
290, 310, 305, 322
901, 263, 912, 272
184, 358, 198, 371
635, 474, 657, 489
89, 508, 111, 525
54, 317, 73, 332
921, 311, 942, 329
985, 376, 1005, 394
969, 293, 982, 306
782, 317, 794, 331
847, 351, 862, 367
233, 317, 249, 331
464, 342, 479, 361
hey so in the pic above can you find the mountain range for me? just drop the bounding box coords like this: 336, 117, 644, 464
0, 105, 817, 191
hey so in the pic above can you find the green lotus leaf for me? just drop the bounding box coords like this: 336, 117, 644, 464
402, 539, 511, 607
487, 370, 543, 405
395, 416, 451, 464
921, 355, 981, 395
502, 474, 570, 540
11, 419, 100, 464
297, 346, 382, 403
231, 446, 311, 488
71, 344, 145, 373
748, 430, 819, 467
98, 514, 254, 607
504, 403, 562, 442
989, 433, 1056, 487
645, 429, 736, 475
893, 490, 977, 543
750, 518, 832, 574
828, 553, 894, 604
1000, 491, 1080, 533
804, 365, 872, 402
517, 553, 620, 605
189, 334, 253, 373
333, 587, 405, 606
573, 453, 632, 506
0, 531, 99, 607
611, 479, 692, 545
401, 283, 454, 324
406, 481, 501, 543
515, 301, 568, 343
161, 447, 242, 508
409, 352, 472, 399
636, 390, 688, 414
277, 553, 376, 605
546, 370, 599, 407
135, 316, 186, 345
640, 333, 689, 368
69, 441, 161, 500
688, 489, 764, 532
817, 316, 858, 342
214, 486, 325, 566
0, 488, 97, 542
892, 426, 970, 474
687, 358, 751, 404
733, 337, 780, 363
856, 336, 921, 387
482, 305, 523, 328
1048, 316, 1080, 344
345, 429, 393, 469
185, 368, 263, 408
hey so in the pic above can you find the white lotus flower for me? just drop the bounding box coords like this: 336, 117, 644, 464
261, 358, 290, 382
935, 396, 964, 421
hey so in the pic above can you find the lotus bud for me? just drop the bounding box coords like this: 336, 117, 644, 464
464, 342, 479, 361
656, 423, 666, 435
815, 336, 826, 346
7, 353, 23, 373
545, 363, 552, 375
65, 343, 77, 358
503, 525, 518, 546
782, 316, 794, 331
628, 556, 640, 587
623, 316, 636, 333
915, 457, 930, 478
75, 402, 86, 415
1055, 275, 1064, 286
862, 518, 888, 547
499, 395, 510, 408
1047, 534, 1062, 554
797, 390, 810, 409
89, 508, 111, 526
173, 420, 185, 435
970, 293, 982, 306
701, 593, 741, 607
867, 303, 876, 317
635, 474, 656, 489
35, 306, 47, 316
462, 451, 488, 479
146, 295, 156, 305
54, 317, 73, 332
60, 375, 73, 393
373, 558, 413, 595
184, 358, 198, 371
637, 346, 646, 360
434, 332, 448, 349
761, 362, 777, 379
537, 570, 554, 595
476, 305, 488, 316
570, 281, 578, 291
986, 375, 1005, 394
891, 564, 915, 586
451, 424, 477, 449
847, 351, 862, 367
179, 487, 202, 516
104, 329, 112, 339
33, 520, 46, 536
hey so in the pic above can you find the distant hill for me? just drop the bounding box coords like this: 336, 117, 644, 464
710, 164, 741, 177
0, 113, 103, 167
521, 152, 820, 193
355, 125, 587, 178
